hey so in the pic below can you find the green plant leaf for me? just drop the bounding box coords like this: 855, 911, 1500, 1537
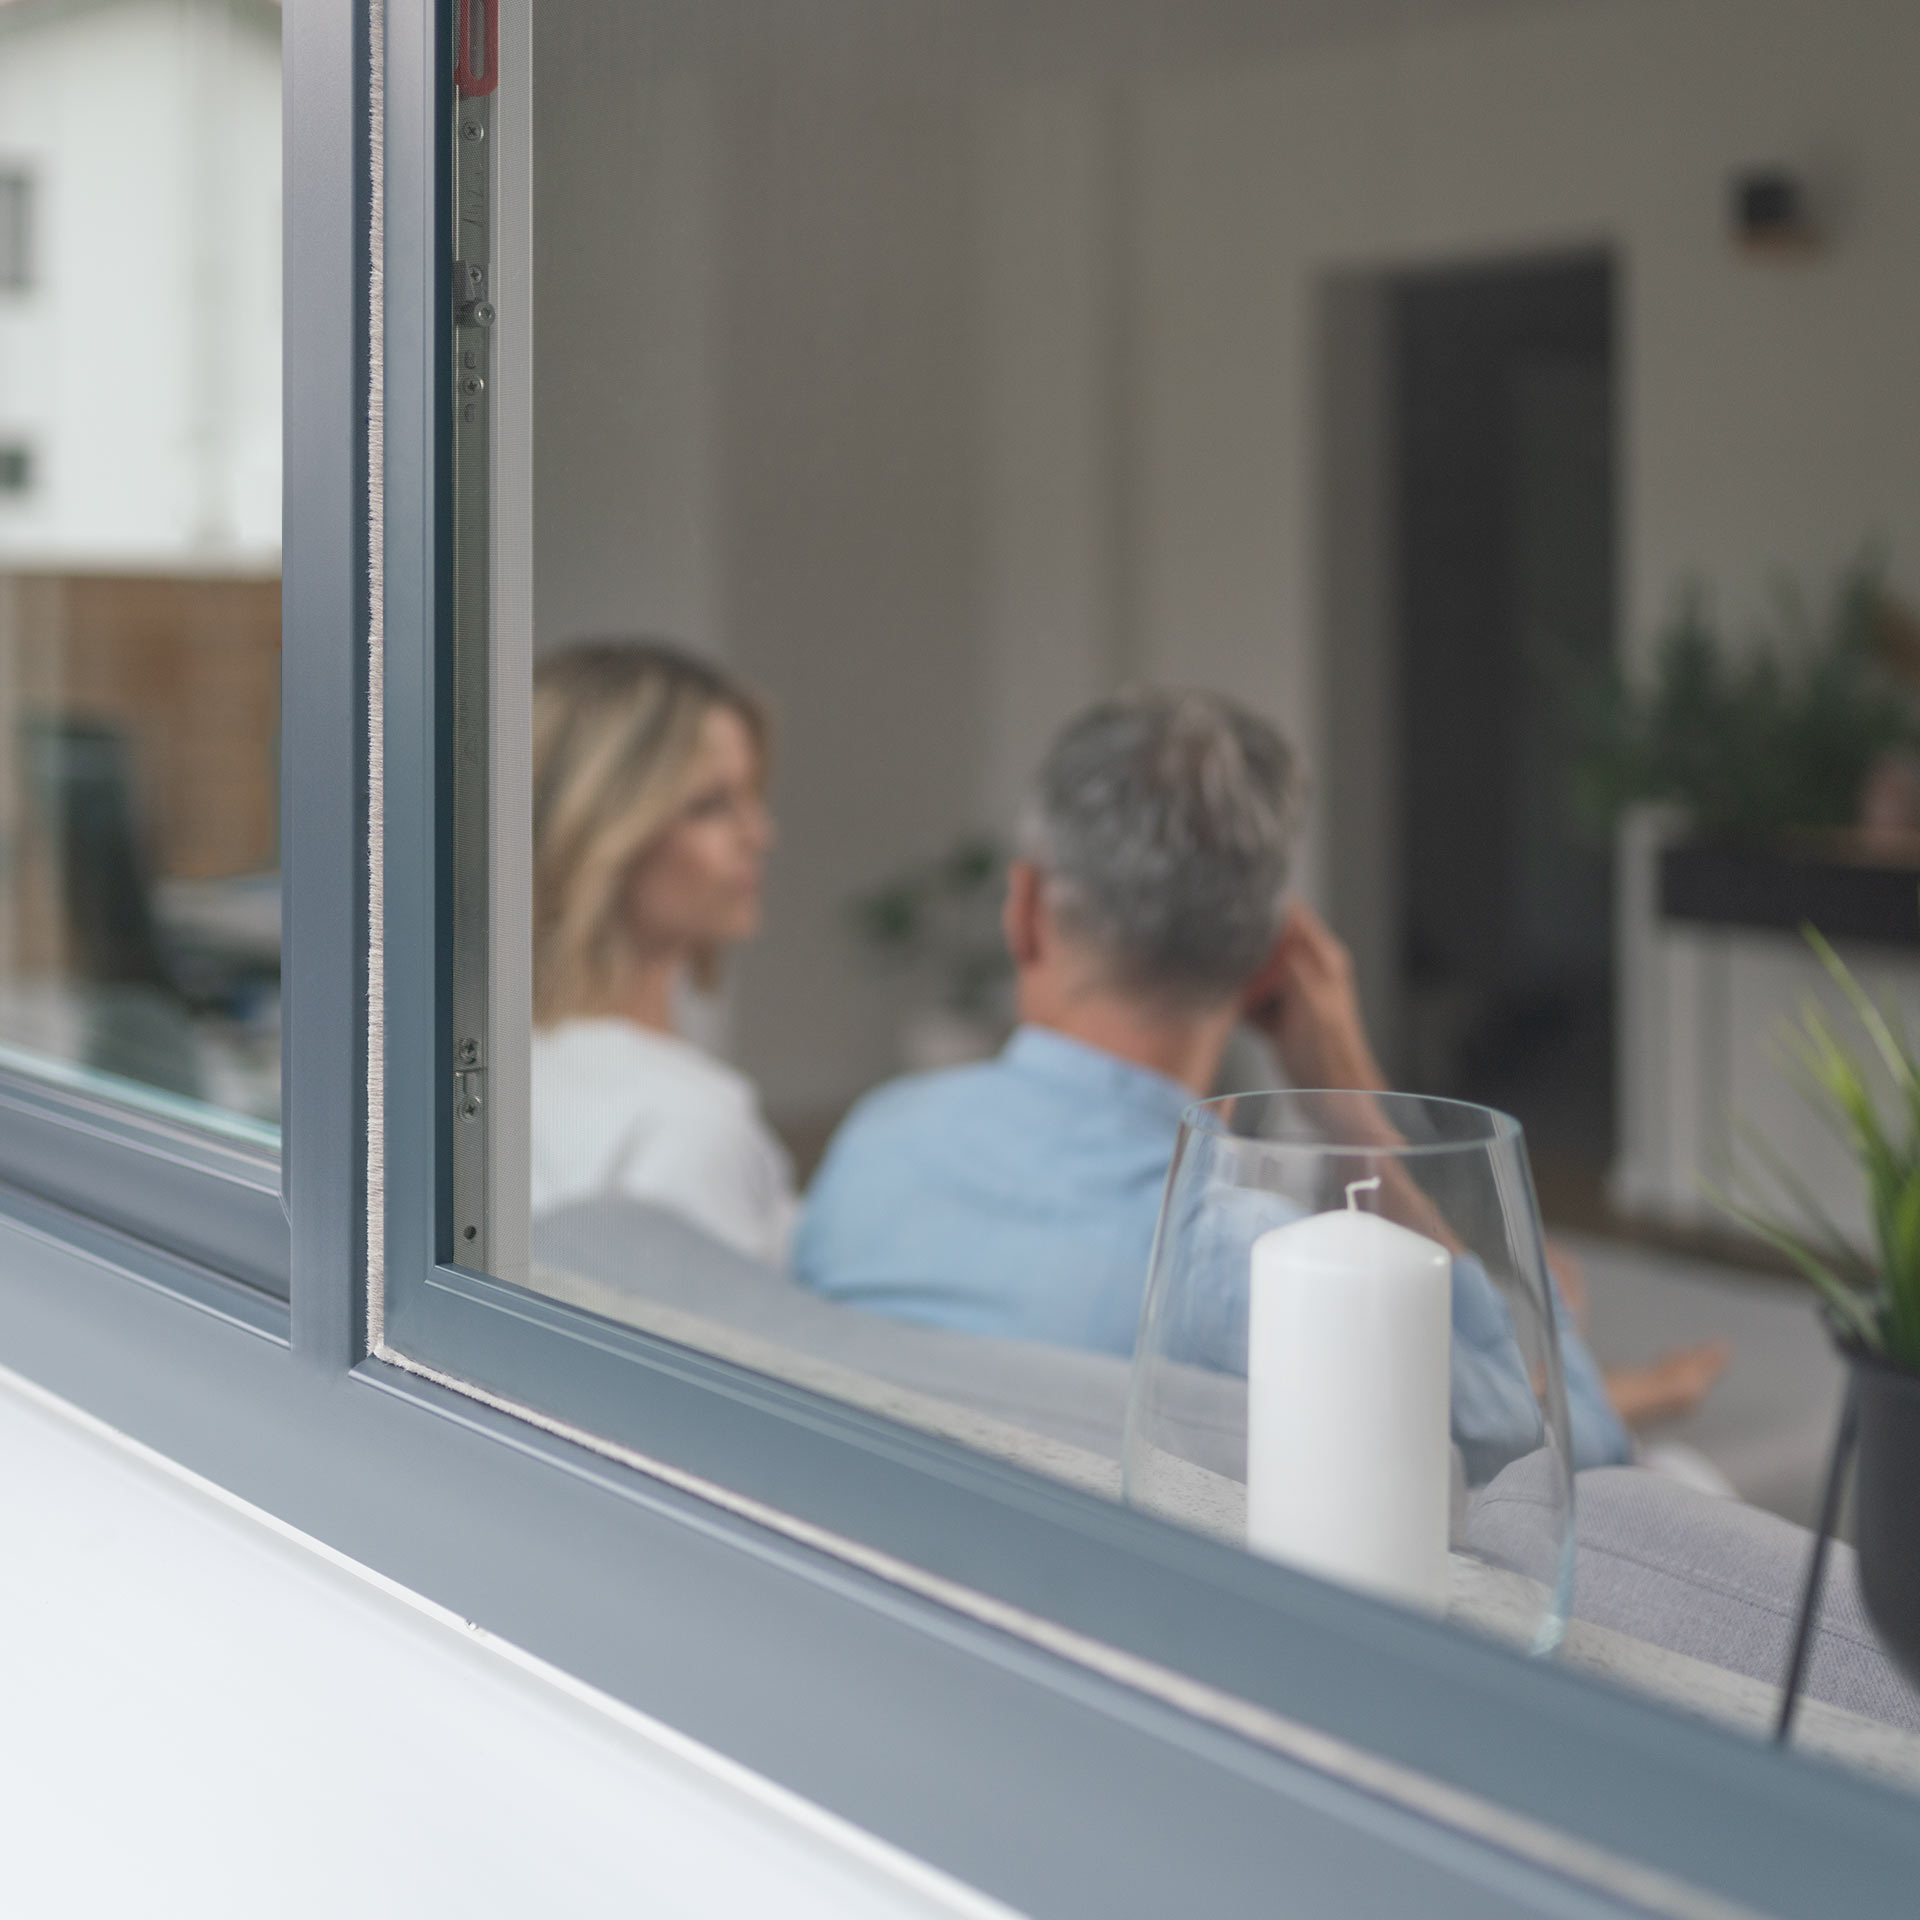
1567, 555, 1912, 839
1728, 1116, 1872, 1282
1715, 909, 1920, 1362
1705, 1180, 1881, 1348
1804, 925, 1919, 1099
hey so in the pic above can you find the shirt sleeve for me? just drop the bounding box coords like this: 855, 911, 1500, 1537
1551, 1283, 1634, 1468
1176, 1205, 1631, 1478
1437, 1256, 1633, 1480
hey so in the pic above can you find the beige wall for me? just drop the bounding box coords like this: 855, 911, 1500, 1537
533, 0, 1920, 1121
715, 75, 988, 1110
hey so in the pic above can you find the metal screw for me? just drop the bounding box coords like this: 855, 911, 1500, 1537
460, 1095, 482, 1120
461, 373, 485, 397
461, 120, 485, 143
471, 301, 496, 328
457, 1037, 480, 1066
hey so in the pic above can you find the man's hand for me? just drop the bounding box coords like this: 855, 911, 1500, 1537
1246, 902, 1388, 1093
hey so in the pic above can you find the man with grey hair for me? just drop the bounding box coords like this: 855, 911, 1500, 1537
794, 690, 1643, 1466
797, 688, 1417, 1340
1012, 688, 1304, 1034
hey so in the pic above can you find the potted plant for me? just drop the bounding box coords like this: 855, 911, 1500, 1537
1574, 561, 1920, 945
1721, 928, 1920, 1683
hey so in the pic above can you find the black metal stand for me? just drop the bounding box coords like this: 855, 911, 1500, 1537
1776, 1375, 1860, 1744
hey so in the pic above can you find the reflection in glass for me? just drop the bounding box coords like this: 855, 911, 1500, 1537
0, 0, 282, 1139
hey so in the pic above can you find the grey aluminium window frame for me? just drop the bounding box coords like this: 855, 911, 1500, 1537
0, 4, 1914, 1915
0, 1069, 288, 1298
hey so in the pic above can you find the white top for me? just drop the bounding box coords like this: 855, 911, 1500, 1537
530, 1018, 798, 1266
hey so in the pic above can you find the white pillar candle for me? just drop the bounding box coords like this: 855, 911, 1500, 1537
1245, 1191, 1453, 1609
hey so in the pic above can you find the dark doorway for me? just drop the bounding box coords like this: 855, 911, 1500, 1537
1392, 254, 1616, 1182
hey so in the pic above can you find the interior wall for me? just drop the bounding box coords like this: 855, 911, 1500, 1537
973, 84, 1125, 829
532, 0, 1920, 1123
532, 45, 719, 651
1137, 0, 1918, 935
715, 77, 987, 1112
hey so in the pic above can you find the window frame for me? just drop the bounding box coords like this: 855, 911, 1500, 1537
0, 1069, 288, 1297
0, 3, 1912, 1916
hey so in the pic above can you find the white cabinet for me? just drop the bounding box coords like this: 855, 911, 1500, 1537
1615, 810, 1920, 1250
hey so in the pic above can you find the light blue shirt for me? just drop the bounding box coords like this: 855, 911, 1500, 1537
796, 1025, 1632, 1474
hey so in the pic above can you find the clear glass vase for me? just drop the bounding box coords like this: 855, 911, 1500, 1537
1123, 1089, 1576, 1654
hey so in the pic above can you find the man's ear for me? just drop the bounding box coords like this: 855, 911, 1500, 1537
1003, 860, 1045, 969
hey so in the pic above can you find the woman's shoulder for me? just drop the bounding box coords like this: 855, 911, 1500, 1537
533, 1017, 757, 1110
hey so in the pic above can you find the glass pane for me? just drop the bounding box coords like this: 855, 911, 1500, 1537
463, 0, 1920, 1791
0, 0, 281, 1145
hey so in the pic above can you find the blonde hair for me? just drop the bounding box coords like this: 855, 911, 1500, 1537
533, 640, 770, 1024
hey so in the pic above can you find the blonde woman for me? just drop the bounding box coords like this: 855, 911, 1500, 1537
531, 640, 795, 1263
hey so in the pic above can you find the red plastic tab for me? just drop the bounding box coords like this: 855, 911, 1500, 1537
455, 0, 498, 97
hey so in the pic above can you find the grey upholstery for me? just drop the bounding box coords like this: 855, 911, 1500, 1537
531, 1195, 1145, 1458
1474, 1462, 1920, 1734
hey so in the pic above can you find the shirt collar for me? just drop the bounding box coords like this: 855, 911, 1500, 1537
1001, 1024, 1197, 1126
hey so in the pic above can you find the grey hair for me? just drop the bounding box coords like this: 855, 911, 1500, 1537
1015, 689, 1305, 1007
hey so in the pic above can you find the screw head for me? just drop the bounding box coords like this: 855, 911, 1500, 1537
461, 373, 485, 397
460, 1096, 482, 1120
457, 1037, 479, 1065
472, 301, 496, 327
461, 120, 485, 143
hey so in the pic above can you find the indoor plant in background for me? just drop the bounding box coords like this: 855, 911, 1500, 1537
1721, 929, 1920, 1684
1573, 557, 1920, 953
1574, 558, 1918, 848
848, 834, 1012, 1072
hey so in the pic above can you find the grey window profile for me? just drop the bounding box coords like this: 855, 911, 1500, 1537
369, 5, 1920, 1916
0, 1069, 287, 1297
0, 4, 1910, 1917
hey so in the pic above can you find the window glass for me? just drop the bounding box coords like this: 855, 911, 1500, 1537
0, 0, 281, 1145
459, 0, 1920, 1791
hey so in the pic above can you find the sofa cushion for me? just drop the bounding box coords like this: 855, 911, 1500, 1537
531, 1194, 1150, 1459
1473, 1462, 1920, 1734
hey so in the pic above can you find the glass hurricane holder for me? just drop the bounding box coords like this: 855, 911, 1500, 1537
1123, 1090, 1577, 1655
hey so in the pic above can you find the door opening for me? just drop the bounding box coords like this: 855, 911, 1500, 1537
1392, 254, 1617, 1203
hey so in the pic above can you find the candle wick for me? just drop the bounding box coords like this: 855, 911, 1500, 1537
1345, 1175, 1382, 1211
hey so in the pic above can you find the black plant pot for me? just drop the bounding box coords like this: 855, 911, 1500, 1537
1852, 1350, 1920, 1689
